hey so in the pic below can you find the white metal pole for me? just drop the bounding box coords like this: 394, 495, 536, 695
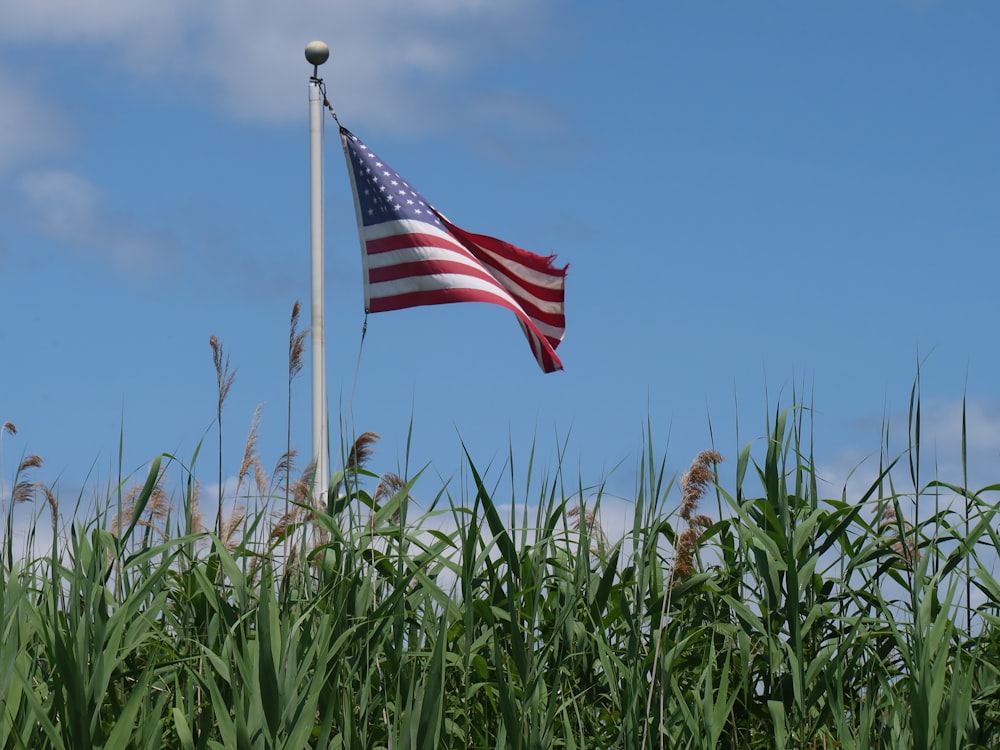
306, 41, 330, 507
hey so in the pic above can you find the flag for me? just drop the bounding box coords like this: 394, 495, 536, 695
340, 126, 567, 373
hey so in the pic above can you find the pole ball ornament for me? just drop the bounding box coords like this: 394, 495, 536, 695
305, 41, 330, 67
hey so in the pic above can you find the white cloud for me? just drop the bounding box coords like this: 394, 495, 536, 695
0, 0, 548, 130
19, 169, 169, 275
0, 67, 68, 172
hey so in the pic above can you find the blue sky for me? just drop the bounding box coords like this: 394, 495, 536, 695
1, 0, 998, 536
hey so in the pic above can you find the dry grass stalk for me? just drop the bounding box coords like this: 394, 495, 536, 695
288, 301, 308, 382
672, 450, 723, 586
210, 335, 236, 413
238, 405, 263, 487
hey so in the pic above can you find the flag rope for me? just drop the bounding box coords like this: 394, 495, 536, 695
344, 312, 368, 439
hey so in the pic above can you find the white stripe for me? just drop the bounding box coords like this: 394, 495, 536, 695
365, 243, 490, 276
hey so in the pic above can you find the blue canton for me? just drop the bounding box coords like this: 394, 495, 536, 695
343, 128, 443, 230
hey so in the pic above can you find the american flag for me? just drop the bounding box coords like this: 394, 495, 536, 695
340, 126, 567, 373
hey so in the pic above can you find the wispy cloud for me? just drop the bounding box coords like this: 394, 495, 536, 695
18, 169, 172, 275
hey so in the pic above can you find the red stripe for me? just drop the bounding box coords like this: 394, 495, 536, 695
366, 230, 565, 304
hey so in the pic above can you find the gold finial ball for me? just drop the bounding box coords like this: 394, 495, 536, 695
305, 41, 330, 66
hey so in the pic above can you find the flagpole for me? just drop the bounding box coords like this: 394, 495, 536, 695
306, 41, 330, 508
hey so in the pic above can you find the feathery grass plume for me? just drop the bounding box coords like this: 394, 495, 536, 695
18, 454, 43, 472
210, 335, 236, 411
293, 460, 316, 506
2, 421, 15, 435
42, 486, 58, 527
672, 526, 699, 582
220, 505, 246, 550
13, 481, 36, 504
273, 449, 298, 490
273, 461, 317, 542
348, 431, 380, 471
236, 404, 266, 504
111, 474, 171, 539
568, 504, 609, 559
330, 432, 381, 502
288, 301, 308, 382
238, 405, 263, 484
688, 513, 714, 530
672, 450, 723, 585
253, 459, 267, 497
374, 472, 410, 523
270, 504, 303, 540
679, 450, 723, 521
189, 480, 205, 534
373, 472, 406, 506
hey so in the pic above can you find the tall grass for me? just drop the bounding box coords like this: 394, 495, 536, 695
2, 319, 999, 747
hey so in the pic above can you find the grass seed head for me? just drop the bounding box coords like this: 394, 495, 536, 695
288, 301, 308, 381
672, 527, 700, 584
221, 505, 246, 549
13, 480, 36, 504
189, 481, 205, 534
680, 450, 723, 520
43, 486, 58, 525
347, 432, 380, 471
18, 454, 43, 472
